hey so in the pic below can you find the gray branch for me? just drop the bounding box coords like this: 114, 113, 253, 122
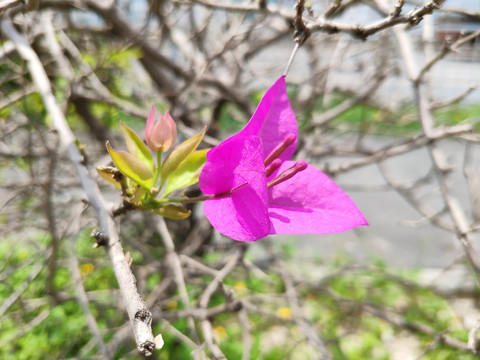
0, 12, 156, 357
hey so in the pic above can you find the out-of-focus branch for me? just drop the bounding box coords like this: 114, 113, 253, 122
363, 301, 468, 351
198, 249, 243, 359
0, 12, 157, 356
308, 71, 386, 129
66, 209, 110, 358
325, 0, 360, 18
0, 253, 47, 317
277, 257, 332, 360
0, 0, 21, 13
236, 307, 252, 360
0, 85, 36, 109
430, 86, 478, 110
467, 319, 480, 355
185, 0, 445, 40
417, 29, 480, 82
323, 124, 473, 175
154, 217, 201, 344
442, 7, 480, 20
393, 23, 480, 285
0, 309, 50, 348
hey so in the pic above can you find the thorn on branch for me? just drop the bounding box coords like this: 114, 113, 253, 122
294, 0, 311, 46
91, 231, 109, 247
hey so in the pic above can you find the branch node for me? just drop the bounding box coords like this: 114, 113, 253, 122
139, 340, 156, 357
135, 308, 153, 324
112, 199, 135, 217
351, 24, 367, 40
91, 231, 109, 247
293, 0, 311, 45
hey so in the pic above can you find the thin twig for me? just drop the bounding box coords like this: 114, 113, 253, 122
277, 258, 332, 360
155, 217, 201, 343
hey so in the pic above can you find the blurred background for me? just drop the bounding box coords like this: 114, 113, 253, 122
1, 0, 480, 359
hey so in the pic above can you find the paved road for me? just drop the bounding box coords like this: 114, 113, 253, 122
266, 137, 480, 268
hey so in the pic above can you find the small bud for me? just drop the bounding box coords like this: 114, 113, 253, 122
145, 105, 177, 153
153, 204, 192, 220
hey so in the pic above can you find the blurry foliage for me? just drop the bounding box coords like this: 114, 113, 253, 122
434, 104, 480, 131
228, 87, 479, 137
327, 98, 480, 136
2, 231, 475, 359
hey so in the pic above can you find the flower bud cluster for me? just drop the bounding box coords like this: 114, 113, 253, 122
99, 105, 207, 220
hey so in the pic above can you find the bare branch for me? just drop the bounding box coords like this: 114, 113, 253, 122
0, 11, 156, 356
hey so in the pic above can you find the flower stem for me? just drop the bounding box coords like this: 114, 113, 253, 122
169, 184, 248, 204
153, 153, 162, 189
284, 43, 299, 77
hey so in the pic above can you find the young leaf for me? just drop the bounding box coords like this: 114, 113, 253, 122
97, 166, 122, 189
120, 122, 154, 173
163, 149, 208, 197
160, 127, 207, 185
152, 204, 192, 220
106, 141, 155, 190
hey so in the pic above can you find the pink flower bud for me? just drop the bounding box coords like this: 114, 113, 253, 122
145, 105, 177, 153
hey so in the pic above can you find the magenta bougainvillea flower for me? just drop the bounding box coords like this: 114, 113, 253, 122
199, 76, 368, 241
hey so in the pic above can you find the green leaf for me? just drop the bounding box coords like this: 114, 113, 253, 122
152, 204, 192, 220
120, 122, 154, 173
160, 127, 207, 186
163, 149, 208, 196
106, 141, 154, 189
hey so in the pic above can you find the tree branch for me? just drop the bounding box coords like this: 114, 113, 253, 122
0, 11, 157, 356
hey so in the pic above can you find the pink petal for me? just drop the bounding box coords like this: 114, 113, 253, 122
162, 110, 177, 151
240, 76, 298, 162
199, 135, 267, 199
268, 162, 368, 234
200, 135, 271, 241
203, 185, 270, 241
145, 105, 156, 149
